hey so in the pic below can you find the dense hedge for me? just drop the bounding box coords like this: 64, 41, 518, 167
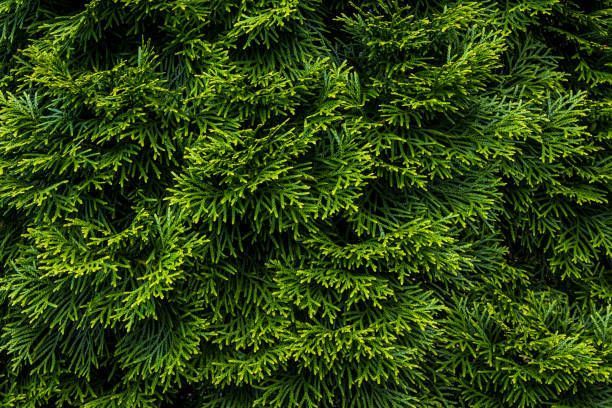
0, 1, 610, 407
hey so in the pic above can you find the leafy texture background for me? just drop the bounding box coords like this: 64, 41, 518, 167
0, 1, 610, 407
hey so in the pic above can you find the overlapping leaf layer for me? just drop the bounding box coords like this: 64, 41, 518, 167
0, 1, 610, 407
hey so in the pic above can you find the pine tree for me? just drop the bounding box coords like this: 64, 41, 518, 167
0, 1, 609, 407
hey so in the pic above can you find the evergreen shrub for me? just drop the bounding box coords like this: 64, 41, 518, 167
0, 1, 610, 407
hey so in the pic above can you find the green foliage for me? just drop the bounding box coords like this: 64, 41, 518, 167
0, 0, 609, 407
